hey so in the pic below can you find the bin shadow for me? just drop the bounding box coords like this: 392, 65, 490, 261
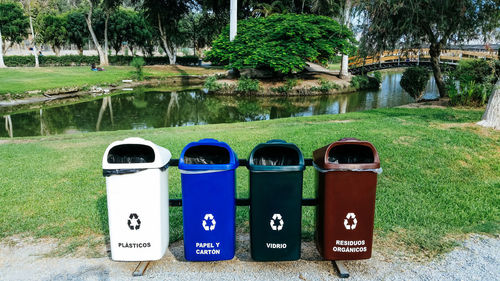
96, 195, 112, 258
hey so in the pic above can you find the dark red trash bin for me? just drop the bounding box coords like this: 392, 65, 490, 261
313, 138, 381, 260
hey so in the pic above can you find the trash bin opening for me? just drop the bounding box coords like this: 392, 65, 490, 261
107, 144, 155, 164
253, 146, 300, 166
328, 144, 374, 164
184, 145, 230, 164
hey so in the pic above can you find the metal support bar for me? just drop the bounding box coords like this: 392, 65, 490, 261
169, 159, 313, 168
169, 198, 318, 207
132, 261, 150, 277
167, 158, 318, 207
332, 260, 350, 278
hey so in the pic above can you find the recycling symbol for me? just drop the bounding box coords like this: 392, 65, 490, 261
344, 212, 357, 230
270, 214, 284, 231
202, 213, 216, 231
127, 213, 141, 230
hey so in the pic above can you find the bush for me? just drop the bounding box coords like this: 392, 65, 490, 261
130, 57, 145, 81
205, 13, 356, 74
236, 78, 260, 93
447, 80, 493, 106
446, 59, 496, 106
4, 55, 199, 67
400, 67, 430, 101
311, 79, 340, 93
454, 59, 494, 85
204, 76, 222, 92
350, 75, 380, 90
270, 78, 298, 93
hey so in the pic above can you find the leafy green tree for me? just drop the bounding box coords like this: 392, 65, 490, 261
400, 67, 430, 101
205, 13, 356, 75
0, 2, 29, 68
358, 0, 500, 98
36, 13, 68, 56
140, 0, 193, 64
179, 11, 221, 56
108, 9, 153, 55
65, 10, 88, 55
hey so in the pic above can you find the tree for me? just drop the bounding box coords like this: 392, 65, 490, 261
0, 2, 29, 68
140, 0, 193, 64
66, 10, 88, 55
478, 81, 500, 130
84, 0, 108, 66
358, 0, 500, 98
205, 13, 356, 75
37, 13, 68, 56
20, 0, 42, 67
102, 0, 121, 63
108, 8, 133, 55
179, 11, 220, 56
106, 9, 153, 56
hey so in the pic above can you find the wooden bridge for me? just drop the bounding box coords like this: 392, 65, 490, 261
348, 48, 498, 75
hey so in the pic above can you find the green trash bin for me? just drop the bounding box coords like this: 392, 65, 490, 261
248, 140, 305, 261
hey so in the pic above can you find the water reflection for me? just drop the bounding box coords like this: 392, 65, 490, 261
1, 72, 439, 138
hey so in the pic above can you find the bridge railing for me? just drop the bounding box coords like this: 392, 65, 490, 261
348, 48, 498, 69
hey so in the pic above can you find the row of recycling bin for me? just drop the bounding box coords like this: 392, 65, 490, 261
103, 138, 381, 262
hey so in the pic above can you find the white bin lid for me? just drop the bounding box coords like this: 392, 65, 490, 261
102, 137, 171, 170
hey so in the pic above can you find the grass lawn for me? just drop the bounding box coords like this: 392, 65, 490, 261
328, 63, 341, 70
0, 65, 222, 95
0, 107, 498, 256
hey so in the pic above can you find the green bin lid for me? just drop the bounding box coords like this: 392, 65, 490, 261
248, 139, 305, 172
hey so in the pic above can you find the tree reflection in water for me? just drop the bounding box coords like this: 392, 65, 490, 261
0, 72, 439, 138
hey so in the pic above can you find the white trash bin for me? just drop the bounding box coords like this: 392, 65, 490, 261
102, 137, 171, 261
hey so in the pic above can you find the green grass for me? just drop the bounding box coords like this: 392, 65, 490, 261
328, 63, 341, 70
0, 107, 499, 256
0, 66, 217, 95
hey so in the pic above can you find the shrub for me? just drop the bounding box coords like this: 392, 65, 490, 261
311, 79, 340, 93
4, 55, 199, 67
454, 59, 494, 85
270, 78, 298, 93
400, 67, 430, 101
204, 76, 222, 92
130, 57, 145, 81
446, 59, 496, 106
448, 80, 493, 106
205, 14, 356, 74
350, 75, 380, 90
236, 78, 260, 92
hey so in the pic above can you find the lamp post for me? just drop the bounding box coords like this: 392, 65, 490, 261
230, 0, 237, 41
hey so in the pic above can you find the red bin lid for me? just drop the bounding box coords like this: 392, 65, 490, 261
313, 138, 380, 170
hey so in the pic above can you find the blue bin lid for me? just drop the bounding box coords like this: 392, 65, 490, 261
179, 138, 239, 171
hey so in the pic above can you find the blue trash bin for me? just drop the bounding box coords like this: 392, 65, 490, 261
179, 138, 239, 261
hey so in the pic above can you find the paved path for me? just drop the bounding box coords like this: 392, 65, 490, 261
0, 234, 498, 281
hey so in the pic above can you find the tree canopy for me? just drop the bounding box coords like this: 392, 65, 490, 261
205, 13, 356, 74
0, 2, 29, 54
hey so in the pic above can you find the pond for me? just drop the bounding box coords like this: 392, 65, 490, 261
1, 71, 439, 138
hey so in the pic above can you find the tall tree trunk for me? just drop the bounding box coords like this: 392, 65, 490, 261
104, 12, 110, 64
86, 1, 108, 66
339, 0, 352, 78
157, 15, 176, 65
28, 3, 39, 68
0, 30, 6, 68
478, 82, 500, 130
230, 0, 237, 41
429, 43, 447, 98
53, 45, 60, 56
